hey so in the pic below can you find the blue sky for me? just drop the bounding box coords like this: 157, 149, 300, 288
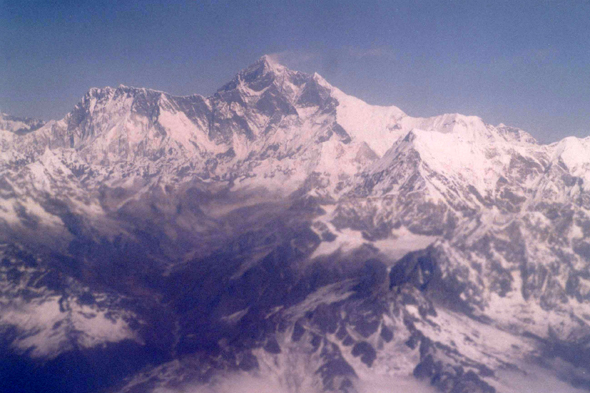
1, 0, 589, 142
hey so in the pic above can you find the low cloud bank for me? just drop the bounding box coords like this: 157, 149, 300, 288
496, 362, 589, 393
153, 372, 436, 393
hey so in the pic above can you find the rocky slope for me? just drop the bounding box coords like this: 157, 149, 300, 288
1, 56, 590, 393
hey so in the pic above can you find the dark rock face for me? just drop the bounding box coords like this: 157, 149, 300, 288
263, 337, 281, 354
380, 325, 393, 342
415, 357, 496, 393
316, 341, 357, 392
351, 342, 376, 367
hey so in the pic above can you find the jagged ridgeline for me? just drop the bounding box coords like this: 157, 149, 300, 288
1, 56, 590, 393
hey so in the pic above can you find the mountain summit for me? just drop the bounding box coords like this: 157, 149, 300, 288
1, 56, 590, 393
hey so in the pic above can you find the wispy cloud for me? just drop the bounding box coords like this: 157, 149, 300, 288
492, 47, 559, 71
266, 50, 316, 67
346, 47, 395, 60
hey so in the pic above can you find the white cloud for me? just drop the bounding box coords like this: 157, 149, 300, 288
496, 362, 588, 393
152, 371, 436, 393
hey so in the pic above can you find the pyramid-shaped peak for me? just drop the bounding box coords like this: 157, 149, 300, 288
217, 54, 301, 94
258, 54, 283, 68
241, 54, 288, 77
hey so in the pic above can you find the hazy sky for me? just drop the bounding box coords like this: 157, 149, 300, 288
1, 0, 589, 142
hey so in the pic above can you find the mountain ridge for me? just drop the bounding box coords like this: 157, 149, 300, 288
1, 55, 590, 393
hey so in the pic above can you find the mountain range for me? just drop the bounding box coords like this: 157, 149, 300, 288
1, 55, 590, 393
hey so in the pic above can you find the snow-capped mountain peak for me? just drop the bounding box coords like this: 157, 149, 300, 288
3, 56, 590, 393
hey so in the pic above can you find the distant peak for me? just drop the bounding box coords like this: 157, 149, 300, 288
248, 54, 287, 75
0, 112, 46, 134
259, 54, 282, 67
217, 54, 293, 94
115, 84, 150, 92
